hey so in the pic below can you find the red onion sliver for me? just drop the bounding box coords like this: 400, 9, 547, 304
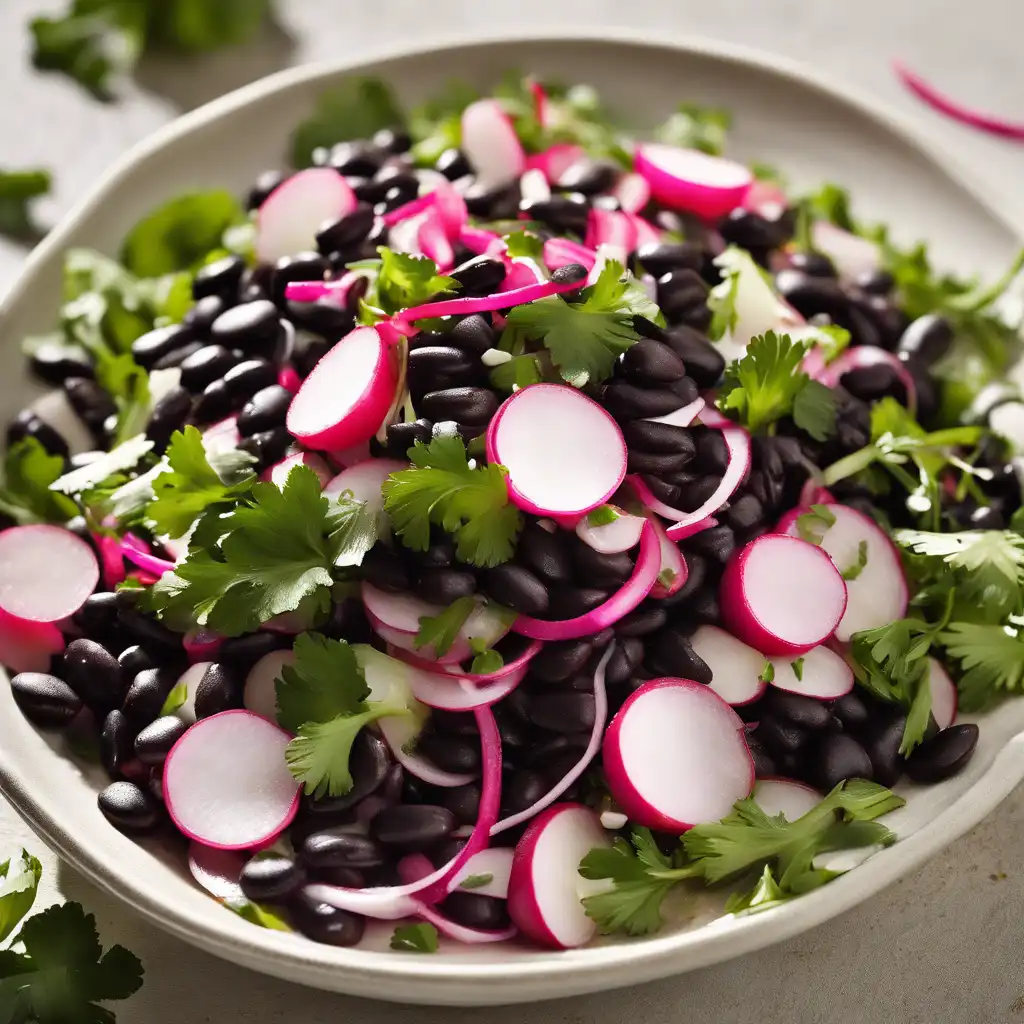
96, 533, 126, 588
395, 276, 584, 323
645, 515, 688, 599
397, 853, 434, 884
459, 226, 504, 255
585, 207, 637, 256
810, 346, 917, 415
184, 628, 223, 663
412, 899, 518, 944
406, 665, 527, 710
663, 515, 718, 542
277, 366, 301, 394
798, 479, 836, 507
525, 144, 587, 183
382, 192, 435, 226
390, 637, 543, 685
417, 206, 455, 271
894, 60, 1024, 141
612, 173, 652, 215
627, 213, 662, 250
643, 396, 705, 429
543, 237, 596, 272
529, 78, 548, 127
121, 534, 176, 577
511, 523, 659, 641
492, 645, 612, 835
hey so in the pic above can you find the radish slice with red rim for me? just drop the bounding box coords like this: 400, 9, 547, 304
634, 143, 752, 219
163, 711, 300, 850
769, 644, 853, 699
644, 514, 688, 598
184, 629, 221, 664
286, 325, 400, 451
382, 192, 434, 226
449, 847, 514, 899
628, 214, 662, 250
603, 678, 754, 831
808, 346, 917, 415
243, 649, 293, 721
511, 522, 659, 641
265, 452, 332, 489
391, 637, 542, 686
379, 710, 476, 788
742, 179, 788, 221
405, 665, 526, 710
370, 615, 469, 666
776, 503, 908, 642
753, 778, 822, 820
928, 656, 957, 730
643, 396, 705, 429
721, 534, 848, 656
256, 168, 356, 264
519, 167, 551, 204
492, 644, 612, 834
188, 841, 246, 901
575, 507, 646, 555
486, 384, 627, 518
507, 803, 610, 949
417, 205, 455, 271
0, 525, 99, 622
0, 610, 64, 674
460, 226, 504, 255
689, 624, 768, 706
612, 173, 652, 215
585, 207, 637, 256
202, 416, 241, 455
460, 99, 526, 189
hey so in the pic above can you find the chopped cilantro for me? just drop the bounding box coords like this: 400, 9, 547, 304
0, 850, 42, 943
791, 657, 805, 682
0, 438, 77, 525
468, 637, 504, 676
0, 168, 51, 240
488, 353, 546, 392
356, 247, 460, 320
654, 103, 732, 155
382, 435, 522, 568
415, 596, 476, 658
224, 898, 291, 932
390, 922, 439, 953
159, 680, 188, 717
459, 872, 494, 890
758, 660, 775, 684
503, 230, 544, 260
587, 504, 621, 528
841, 540, 870, 581
795, 504, 836, 545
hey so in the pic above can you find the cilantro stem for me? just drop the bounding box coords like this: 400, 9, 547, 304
947, 247, 1024, 314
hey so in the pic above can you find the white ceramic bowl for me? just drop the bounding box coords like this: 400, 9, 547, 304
1, 30, 1023, 1007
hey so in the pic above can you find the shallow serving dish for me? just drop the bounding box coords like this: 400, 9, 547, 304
1, 30, 1023, 1006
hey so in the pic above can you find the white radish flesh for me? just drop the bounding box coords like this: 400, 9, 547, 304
603, 679, 754, 831
286, 325, 399, 451
460, 100, 526, 190
450, 847, 514, 899
721, 534, 847, 656
811, 221, 881, 282
612, 172, 652, 214
753, 778, 822, 820
486, 384, 627, 517
324, 458, 405, 538
507, 804, 610, 949
928, 657, 957, 729
689, 624, 767, 705
163, 710, 300, 850
646, 514, 688, 599
0, 526, 99, 622
769, 644, 853, 700
575, 507, 645, 554
188, 841, 246, 901
256, 168, 356, 264
406, 665, 526, 711
634, 143, 752, 220
265, 451, 332, 489
243, 649, 293, 722
170, 661, 212, 725
30, 389, 93, 455
776, 503, 908, 642
202, 416, 240, 456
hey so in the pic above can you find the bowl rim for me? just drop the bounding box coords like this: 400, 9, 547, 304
2, 26, 1024, 1002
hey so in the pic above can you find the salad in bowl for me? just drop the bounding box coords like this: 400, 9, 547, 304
2, 71, 1023, 954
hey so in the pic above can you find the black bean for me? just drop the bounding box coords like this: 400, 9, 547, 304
98, 781, 160, 833
746, 734, 776, 778
657, 268, 710, 323
905, 724, 979, 783
178, 345, 238, 393
117, 606, 180, 654
99, 709, 134, 779
765, 690, 832, 730
153, 340, 204, 371
440, 782, 481, 826
134, 715, 187, 766
627, 449, 693, 474
550, 263, 588, 287
131, 323, 195, 369
896, 313, 954, 368
864, 715, 906, 787
238, 853, 305, 905
537, 746, 588, 795
145, 386, 193, 451
384, 418, 432, 459
6, 410, 68, 458
568, 543, 634, 588
329, 141, 385, 177
370, 805, 455, 850
117, 645, 154, 681
29, 342, 94, 386
210, 300, 282, 357
547, 586, 609, 620
667, 376, 700, 405
724, 494, 764, 532
122, 668, 177, 728
637, 242, 703, 278
684, 524, 735, 565
408, 346, 479, 391
360, 545, 410, 593
414, 568, 476, 605
756, 716, 807, 754
648, 630, 711, 683
315, 204, 375, 254
519, 194, 589, 235
693, 429, 730, 474
620, 339, 687, 384
448, 314, 496, 355
289, 890, 365, 947
530, 639, 594, 683
602, 382, 685, 420
301, 831, 386, 869
502, 770, 547, 815
830, 692, 870, 732
431, 147, 468, 178
720, 208, 790, 253
776, 270, 850, 321
529, 692, 596, 733
417, 537, 456, 570
285, 300, 354, 340
620, 419, 695, 458
182, 295, 229, 337
303, 865, 365, 889
856, 268, 895, 295
237, 428, 290, 471
63, 639, 125, 713
810, 733, 873, 790
431, 710, 478, 736
64, 377, 116, 434
615, 604, 667, 638
190, 663, 240, 719
217, 632, 285, 668
605, 638, 644, 686
271, 251, 330, 306
421, 387, 498, 424
193, 255, 246, 302
555, 159, 619, 195
237, 385, 291, 437
442, 891, 510, 930
841, 364, 906, 406
789, 251, 837, 278
246, 169, 286, 210
72, 591, 120, 640
676, 474, 722, 512
485, 564, 549, 616
450, 255, 507, 295
518, 524, 572, 585
10, 672, 82, 728
221, 359, 277, 402
370, 127, 409, 154
420, 729, 482, 774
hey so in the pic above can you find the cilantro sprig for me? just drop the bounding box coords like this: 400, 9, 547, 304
0, 438, 77, 525
382, 435, 522, 568
716, 331, 838, 440
940, 620, 1024, 711
353, 247, 459, 322
390, 922, 439, 953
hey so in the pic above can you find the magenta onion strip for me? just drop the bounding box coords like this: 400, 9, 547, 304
395, 276, 584, 324
391, 637, 543, 686
543, 237, 596, 272
96, 533, 126, 588
382, 193, 435, 226
121, 534, 176, 577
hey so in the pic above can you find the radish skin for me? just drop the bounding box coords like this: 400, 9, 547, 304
0, 610, 64, 673
188, 842, 246, 902
645, 514, 688, 599
634, 143, 752, 219
688, 624, 768, 705
256, 168, 356, 264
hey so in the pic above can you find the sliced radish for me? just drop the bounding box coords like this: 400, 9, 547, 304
256, 168, 356, 264
811, 221, 881, 282
753, 778, 822, 820
450, 846, 514, 900
511, 521, 659, 641
169, 661, 212, 725
96, 533, 126, 588
507, 803, 610, 949
643, 396, 705, 428
202, 416, 240, 456
519, 167, 551, 205
264, 451, 332, 489
721, 534, 848, 656
603, 678, 754, 831
628, 214, 662, 250
278, 366, 300, 399
928, 657, 957, 730
0, 609, 64, 673
0, 526, 99, 623
486, 384, 627, 517
120, 534, 175, 578
244, 649, 293, 721
30, 389, 93, 455
575, 507, 646, 554
808, 346, 917, 415
585, 207, 637, 257
689, 625, 768, 706
612, 173, 652, 215
286, 325, 399, 451
324, 457, 404, 538
526, 144, 587, 183
709, 247, 792, 355
634, 143, 752, 220
742, 179, 789, 221
188, 841, 246, 901
379, 709, 475, 788
417, 205, 455, 271
501, 257, 546, 290
163, 710, 300, 850
405, 665, 525, 711
645, 514, 688, 599
370, 618, 468, 665
769, 644, 853, 699
776, 503, 907, 642
391, 636, 541, 685
460, 99, 526, 190
543, 237, 596, 273
459, 225, 505, 256
184, 627, 222, 663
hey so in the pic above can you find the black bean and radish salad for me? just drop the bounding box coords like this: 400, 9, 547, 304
3, 73, 1024, 952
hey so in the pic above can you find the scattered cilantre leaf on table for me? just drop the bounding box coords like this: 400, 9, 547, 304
277, 634, 409, 798
382, 435, 523, 568
0, 438, 77, 525
0, 168, 51, 240
716, 331, 838, 440
390, 922, 439, 953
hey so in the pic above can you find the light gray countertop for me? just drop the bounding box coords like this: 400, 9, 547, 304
2, 1, 1023, 1020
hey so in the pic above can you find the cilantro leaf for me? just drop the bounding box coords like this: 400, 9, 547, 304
382, 435, 522, 568
0, 168, 51, 241
224, 898, 291, 932
0, 851, 42, 943
503, 260, 643, 387
459, 873, 494, 890
292, 78, 404, 168
468, 637, 504, 675
802, 182, 856, 233
390, 923, 439, 953
940, 621, 1024, 711
142, 466, 339, 635
357, 247, 460, 320
415, 596, 476, 658
159, 680, 188, 717
724, 864, 790, 914
275, 632, 369, 733
795, 503, 836, 545
488, 353, 545, 392
792, 378, 838, 441
841, 540, 870, 581
145, 426, 256, 539
654, 103, 732, 155
759, 660, 775, 684
325, 493, 380, 568
0, 438, 77, 525
503, 230, 544, 260
51, 434, 155, 499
